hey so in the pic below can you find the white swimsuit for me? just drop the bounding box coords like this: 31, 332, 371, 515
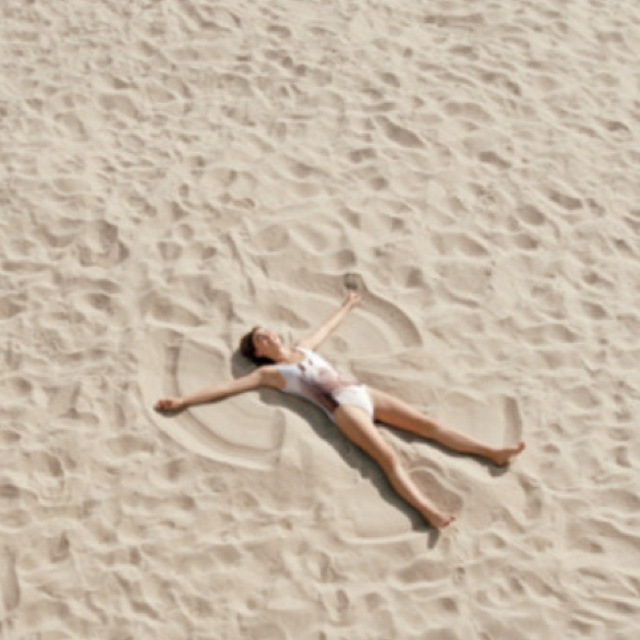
274, 347, 374, 420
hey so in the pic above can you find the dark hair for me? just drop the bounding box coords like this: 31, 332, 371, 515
239, 326, 275, 366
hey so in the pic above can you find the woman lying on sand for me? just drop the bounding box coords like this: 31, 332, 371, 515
155, 292, 525, 529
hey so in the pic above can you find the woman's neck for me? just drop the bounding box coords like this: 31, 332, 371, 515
274, 346, 303, 365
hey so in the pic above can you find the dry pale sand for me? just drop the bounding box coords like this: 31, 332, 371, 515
2, 0, 640, 638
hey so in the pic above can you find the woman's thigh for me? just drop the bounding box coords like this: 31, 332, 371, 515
332, 405, 395, 468
369, 388, 437, 437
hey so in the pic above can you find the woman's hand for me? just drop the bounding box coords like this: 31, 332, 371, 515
343, 291, 362, 309
154, 397, 186, 412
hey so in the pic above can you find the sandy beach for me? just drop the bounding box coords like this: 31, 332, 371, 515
1, 0, 639, 638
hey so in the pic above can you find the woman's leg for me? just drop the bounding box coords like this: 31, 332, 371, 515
332, 405, 455, 529
369, 388, 525, 466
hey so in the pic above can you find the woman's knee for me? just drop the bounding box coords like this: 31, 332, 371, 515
377, 449, 401, 475
358, 436, 397, 472
418, 416, 441, 438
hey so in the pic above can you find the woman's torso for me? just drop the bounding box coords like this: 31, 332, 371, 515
272, 347, 358, 415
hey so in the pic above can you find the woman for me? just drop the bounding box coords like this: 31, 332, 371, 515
155, 292, 525, 529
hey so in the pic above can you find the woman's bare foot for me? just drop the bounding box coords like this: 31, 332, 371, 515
489, 441, 526, 467
154, 398, 185, 412
429, 511, 456, 530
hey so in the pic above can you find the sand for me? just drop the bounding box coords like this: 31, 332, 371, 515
1, 0, 639, 638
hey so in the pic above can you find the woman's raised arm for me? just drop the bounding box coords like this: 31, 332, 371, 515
154, 366, 279, 412
296, 292, 361, 352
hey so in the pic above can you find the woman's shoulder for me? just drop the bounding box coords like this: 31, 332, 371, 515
254, 364, 286, 389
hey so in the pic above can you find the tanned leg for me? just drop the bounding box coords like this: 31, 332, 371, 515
333, 405, 455, 529
369, 389, 525, 466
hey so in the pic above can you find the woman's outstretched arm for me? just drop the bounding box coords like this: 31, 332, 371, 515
154, 366, 279, 412
297, 292, 361, 352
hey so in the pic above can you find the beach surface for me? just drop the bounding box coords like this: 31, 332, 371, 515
1, 0, 639, 638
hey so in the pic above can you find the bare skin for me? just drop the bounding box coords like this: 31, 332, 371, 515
333, 404, 456, 529
155, 292, 525, 529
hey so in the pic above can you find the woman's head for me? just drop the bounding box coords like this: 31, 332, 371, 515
239, 326, 280, 366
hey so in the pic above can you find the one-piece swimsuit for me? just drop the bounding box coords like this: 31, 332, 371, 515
274, 347, 374, 420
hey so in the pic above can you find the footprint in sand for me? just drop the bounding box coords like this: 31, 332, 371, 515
0, 546, 20, 617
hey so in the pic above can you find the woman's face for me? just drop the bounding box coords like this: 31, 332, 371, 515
252, 327, 280, 356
